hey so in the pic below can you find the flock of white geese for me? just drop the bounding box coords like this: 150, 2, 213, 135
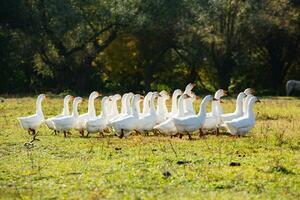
18, 83, 260, 139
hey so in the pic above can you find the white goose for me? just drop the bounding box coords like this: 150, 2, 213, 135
173, 95, 215, 139
142, 92, 153, 115
75, 91, 100, 136
136, 92, 159, 132
52, 97, 82, 137
243, 88, 255, 114
156, 90, 170, 124
18, 94, 46, 135
108, 94, 121, 119
153, 94, 189, 136
220, 92, 246, 122
108, 92, 134, 124
166, 89, 183, 118
203, 89, 227, 133
86, 96, 110, 137
120, 93, 129, 114
222, 96, 260, 136
110, 94, 143, 138
183, 83, 196, 115
45, 95, 73, 134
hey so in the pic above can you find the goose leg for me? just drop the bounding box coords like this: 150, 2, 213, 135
179, 133, 183, 139
99, 131, 104, 138
215, 128, 220, 136
28, 128, 35, 135
54, 130, 57, 135
134, 130, 142, 135
199, 128, 205, 138
63, 131, 67, 138
86, 132, 90, 138
119, 129, 124, 139
79, 130, 85, 137
187, 132, 192, 140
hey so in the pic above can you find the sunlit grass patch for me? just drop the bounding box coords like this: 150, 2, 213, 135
0, 96, 299, 199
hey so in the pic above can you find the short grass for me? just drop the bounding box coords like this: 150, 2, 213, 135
0, 96, 299, 199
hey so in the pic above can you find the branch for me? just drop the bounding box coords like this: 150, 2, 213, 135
38, 0, 68, 56
65, 24, 116, 56
82, 30, 117, 67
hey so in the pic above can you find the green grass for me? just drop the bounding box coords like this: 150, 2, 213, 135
0, 96, 300, 199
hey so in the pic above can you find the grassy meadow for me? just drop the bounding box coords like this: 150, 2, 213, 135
0, 96, 299, 199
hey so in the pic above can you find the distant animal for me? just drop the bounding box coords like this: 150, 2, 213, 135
286, 80, 300, 96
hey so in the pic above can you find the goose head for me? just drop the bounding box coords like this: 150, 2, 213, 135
74, 97, 83, 104
89, 91, 100, 100
37, 94, 46, 101
184, 83, 196, 94
133, 94, 143, 103
246, 96, 261, 115
113, 94, 122, 101
64, 95, 74, 102
237, 92, 247, 100
244, 88, 255, 96
214, 89, 228, 100
101, 96, 110, 104
159, 90, 170, 100
152, 92, 159, 98
144, 92, 153, 100
172, 89, 183, 97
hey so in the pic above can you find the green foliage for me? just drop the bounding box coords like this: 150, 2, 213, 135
0, 0, 300, 94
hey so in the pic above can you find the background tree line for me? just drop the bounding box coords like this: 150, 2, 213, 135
1, 0, 300, 95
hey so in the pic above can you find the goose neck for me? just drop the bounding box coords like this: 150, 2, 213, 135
132, 99, 140, 117
149, 95, 157, 114
72, 101, 80, 117
36, 96, 44, 117
246, 99, 255, 118
177, 95, 186, 116
235, 94, 244, 115
197, 97, 210, 118
157, 97, 168, 114
62, 97, 70, 115
121, 95, 128, 114
88, 97, 97, 117
171, 93, 180, 114
101, 99, 108, 117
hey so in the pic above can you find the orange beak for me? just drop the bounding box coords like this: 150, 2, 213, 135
223, 90, 228, 96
